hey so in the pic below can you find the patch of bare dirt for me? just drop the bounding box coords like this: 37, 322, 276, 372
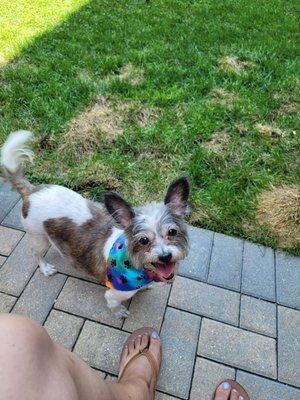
255, 123, 284, 138
219, 56, 257, 73
257, 185, 300, 249
202, 129, 230, 154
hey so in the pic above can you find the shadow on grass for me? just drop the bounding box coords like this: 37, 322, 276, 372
0, 0, 158, 136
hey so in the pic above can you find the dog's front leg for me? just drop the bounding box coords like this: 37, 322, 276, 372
104, 288, 137, 318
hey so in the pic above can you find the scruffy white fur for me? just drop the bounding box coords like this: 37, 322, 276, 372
1, 131, 189, 319
0, 130, 34, 173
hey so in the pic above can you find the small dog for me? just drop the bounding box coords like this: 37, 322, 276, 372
1, 131, 190, 317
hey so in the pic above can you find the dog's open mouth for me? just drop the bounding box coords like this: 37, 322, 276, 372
151, 262, 176, 281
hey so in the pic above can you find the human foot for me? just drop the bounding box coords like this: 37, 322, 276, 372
118, 327, 162, 400
213, 380, 250, 400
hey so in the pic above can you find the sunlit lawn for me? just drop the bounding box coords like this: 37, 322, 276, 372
0, 0, 299, 253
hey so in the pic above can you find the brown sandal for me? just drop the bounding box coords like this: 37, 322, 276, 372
118, 327, 161, 397
213, 379, 250, 400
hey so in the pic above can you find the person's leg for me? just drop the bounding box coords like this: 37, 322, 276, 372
0, 314, 161, 400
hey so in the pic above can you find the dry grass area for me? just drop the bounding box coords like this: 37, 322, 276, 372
255, 123, 284, 138
210, 88, 238, 109
202, 129, 230, 154
106, 63, 144, 86
257, 185, 300, 249
219, 56, 257, 73
117, 63, 144, 85
62, 96, 157, 155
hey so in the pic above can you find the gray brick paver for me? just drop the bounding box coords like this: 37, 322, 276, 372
12, 270, 66, 324
237, 370, 300, 400
0, 225, 23, 256
241, 242, 275, 301
198, 318, 277, 379
55, 277, 123, 328
155, 393, 178, 400
0, 292, 17, 312
278, 306, 300, 387
190, 358, 235, 400
0, 255, 6, 266
240, 295, 276, 338
158, 307, 201, 399
169, 276, 239, 325
2, 199, 24, 230
178, 226, 213, 281
123, 283, 170, 332
0, 234, 38, 296
74, 321, 129, 374
44, 309, 84, 350
208, 233, 243, 291
276, 251, 300, 309
0, 182, 20, 222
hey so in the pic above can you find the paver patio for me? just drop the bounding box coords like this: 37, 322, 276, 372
0, 179, 299, 400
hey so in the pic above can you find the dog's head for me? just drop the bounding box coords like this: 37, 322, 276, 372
104, 177, 190, 283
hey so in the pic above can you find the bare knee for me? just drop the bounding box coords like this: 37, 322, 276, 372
0, 314, 53, 354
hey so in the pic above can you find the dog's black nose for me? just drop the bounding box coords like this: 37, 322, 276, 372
158, 253, 172, 263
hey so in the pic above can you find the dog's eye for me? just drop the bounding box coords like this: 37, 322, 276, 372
168, 228, 178, 236
139, 237, 150, 245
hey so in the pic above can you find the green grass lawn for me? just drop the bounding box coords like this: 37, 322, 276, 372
0, 0, 299, 253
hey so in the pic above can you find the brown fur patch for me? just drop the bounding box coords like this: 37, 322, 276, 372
257, 185, 300, 249
203, 129, 230, 154
255, 123, 284, 138
219, 56, 257, 73
210, 88, 237, 109
43, 202, 112, 281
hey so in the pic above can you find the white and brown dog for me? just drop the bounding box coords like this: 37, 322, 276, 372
1, 131, 190, 317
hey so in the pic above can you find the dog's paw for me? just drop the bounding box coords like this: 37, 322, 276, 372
114, 305, 130, 319
40, 262, 57, 277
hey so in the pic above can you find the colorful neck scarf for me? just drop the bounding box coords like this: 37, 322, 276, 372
105, 234, 157, 291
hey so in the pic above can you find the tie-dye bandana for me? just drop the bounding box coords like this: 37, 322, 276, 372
105, 234, 157, 291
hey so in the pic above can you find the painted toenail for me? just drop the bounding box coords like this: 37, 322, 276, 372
239, 396, 244, 400
222, 382, 230, 390
151, 330, 159, 339
233, 389, 238, 393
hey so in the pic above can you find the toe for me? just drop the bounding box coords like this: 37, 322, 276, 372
148, 330, 161, 364
214, 381, 231, 400
128, 339, 136, 354
230, 389, 239, 400
141, 334, 149, 350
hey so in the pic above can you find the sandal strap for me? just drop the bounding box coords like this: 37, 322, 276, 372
118, 348, 159, 383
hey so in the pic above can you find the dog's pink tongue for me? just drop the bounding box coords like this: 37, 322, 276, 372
155, 262, 175, 279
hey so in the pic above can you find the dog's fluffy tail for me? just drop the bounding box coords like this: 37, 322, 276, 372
1, 130, 34, 199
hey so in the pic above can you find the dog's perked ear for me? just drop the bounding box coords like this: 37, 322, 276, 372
164, 177, 190, 217
104, 192, 135, 228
